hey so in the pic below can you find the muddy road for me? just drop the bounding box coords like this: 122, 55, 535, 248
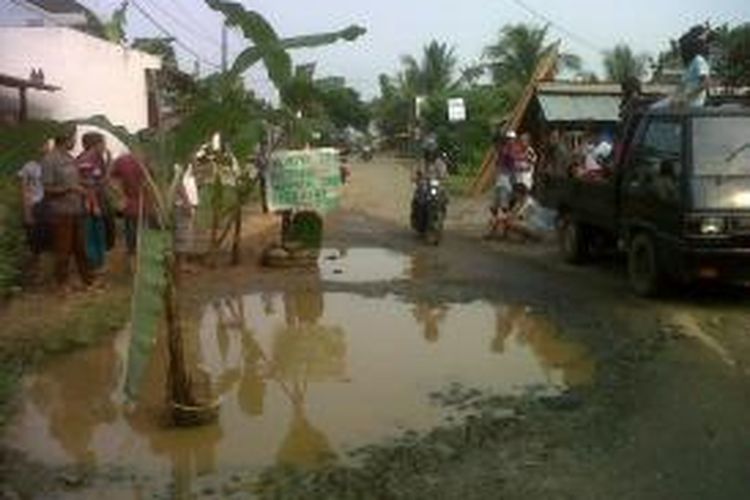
3, 156, 750, 499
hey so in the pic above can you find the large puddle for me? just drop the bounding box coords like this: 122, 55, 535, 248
4, 251, 594, 496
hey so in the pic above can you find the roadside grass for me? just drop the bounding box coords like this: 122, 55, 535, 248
444, 174, 474, 197
0, 283, 131, 426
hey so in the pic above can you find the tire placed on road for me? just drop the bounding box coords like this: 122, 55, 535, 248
559, 215, 588, 264
628, 232, 664, 297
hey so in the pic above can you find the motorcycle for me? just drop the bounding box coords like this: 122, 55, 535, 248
358, 143, 374, 162
410, 177, 448, 245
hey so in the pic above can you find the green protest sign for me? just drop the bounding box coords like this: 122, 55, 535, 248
266, 148, 342, 213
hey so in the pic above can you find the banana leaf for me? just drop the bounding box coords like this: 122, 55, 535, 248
229, 26, 366, 79
125, 228, 171, 398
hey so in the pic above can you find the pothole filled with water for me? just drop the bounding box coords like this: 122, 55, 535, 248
4, 285, 594, 497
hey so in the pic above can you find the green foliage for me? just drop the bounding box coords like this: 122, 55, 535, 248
0, 121, 64, 175
484, 23, 580, 100
401, 41, 458, 95
603, 44, 650, 84
372, 40, 461, 151
0, 178, 28, 297
372, 75, 413, 149
126, 229, 171, 398
287, 211, 324, 249
713, 23, 750, 90
653, 23, 750, 89
206, 0, 293, 89
318, 85, 370, 132
228, 26, 366, 82
420, 86, 510, 173
104, 1, 128, 43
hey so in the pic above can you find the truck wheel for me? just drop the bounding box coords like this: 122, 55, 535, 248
559, 216, 588, 264
628, 232, 664, 297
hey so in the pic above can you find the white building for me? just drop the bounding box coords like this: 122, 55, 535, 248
0, 0, 89, 28
0, 25, 162, 133
0, 0, 162, 134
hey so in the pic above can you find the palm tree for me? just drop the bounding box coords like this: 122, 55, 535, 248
399, 41, 458, 95
603, 44, 650, 85
484, 23, 581, 91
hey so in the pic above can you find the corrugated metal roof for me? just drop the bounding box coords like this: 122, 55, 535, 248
537, 81, 675, 96
537, 93, 620, 123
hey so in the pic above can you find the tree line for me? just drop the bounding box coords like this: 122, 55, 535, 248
371, 22, 750, 174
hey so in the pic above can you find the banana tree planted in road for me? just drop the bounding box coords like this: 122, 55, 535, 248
95, 0, 366, 425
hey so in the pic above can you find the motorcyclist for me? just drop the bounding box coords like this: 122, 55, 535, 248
412, 142, 448, 182
411, 142, 448, 234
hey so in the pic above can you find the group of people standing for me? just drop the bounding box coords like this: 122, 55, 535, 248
18, 126, 147, 295
486, 130, 550, 241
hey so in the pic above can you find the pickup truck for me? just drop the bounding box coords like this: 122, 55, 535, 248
539, 104, 750, 296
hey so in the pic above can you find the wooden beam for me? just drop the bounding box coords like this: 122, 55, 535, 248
469, 42, 561, 196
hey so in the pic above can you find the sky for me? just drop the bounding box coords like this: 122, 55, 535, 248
80, 0, 750, 100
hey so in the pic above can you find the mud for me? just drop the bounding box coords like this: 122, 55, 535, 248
4, 264, 594, 497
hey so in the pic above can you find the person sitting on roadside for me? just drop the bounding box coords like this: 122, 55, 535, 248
491, 183, 551, 242
41, 126, 94, 294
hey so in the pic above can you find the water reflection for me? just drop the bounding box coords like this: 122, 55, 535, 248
207, 283, 344, 469
412, 302, 449, 343
492, 305, 595, 387
6, 271, 595, 494
27, 339, 120, 468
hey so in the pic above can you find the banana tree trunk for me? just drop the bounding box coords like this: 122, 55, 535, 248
164, 255, 194, 409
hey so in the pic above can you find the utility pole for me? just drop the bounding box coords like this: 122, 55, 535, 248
221, 21, 228, 73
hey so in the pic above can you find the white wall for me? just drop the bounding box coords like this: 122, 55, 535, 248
0, 27, 161, 133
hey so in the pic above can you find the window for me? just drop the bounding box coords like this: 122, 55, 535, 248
632, 119, 683, 203
638, 120, 683, 160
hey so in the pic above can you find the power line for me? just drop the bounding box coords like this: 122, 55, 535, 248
142, 0, 222, 48
167, 0, 223, 46
129, 0, 221, 69
507, 0, 604, 52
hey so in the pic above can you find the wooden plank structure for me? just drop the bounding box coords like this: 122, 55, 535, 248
0, 72, 60, 122
469, 42, 560, 196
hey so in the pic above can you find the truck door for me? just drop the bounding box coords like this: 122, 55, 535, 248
620, 118, 684, 238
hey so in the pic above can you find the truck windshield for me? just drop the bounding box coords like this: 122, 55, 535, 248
691, 116, 750, 209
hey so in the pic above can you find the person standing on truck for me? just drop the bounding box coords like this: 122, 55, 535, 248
652, 24, 712, 109
677, 25, 712, 107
